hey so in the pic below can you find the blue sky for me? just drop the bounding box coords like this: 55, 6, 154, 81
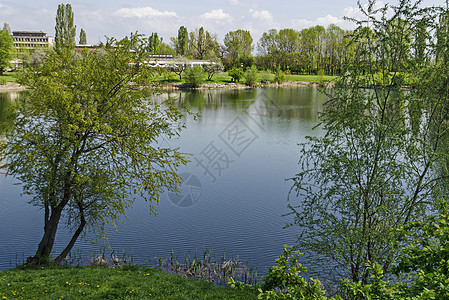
0, 0, 446, 45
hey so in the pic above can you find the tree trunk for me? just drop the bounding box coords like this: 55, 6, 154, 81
54, 213, 86, 265
27, 207, 63, 266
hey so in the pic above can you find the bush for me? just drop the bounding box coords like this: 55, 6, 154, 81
184, 66, 205, 88
259, 70, 272, 83
244, 65, 258, 86
274, 68, 286, 84
229, 245, 328, 299
228, 67, 244, 83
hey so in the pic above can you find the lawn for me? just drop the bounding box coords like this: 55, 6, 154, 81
151, 70, 336, 85
0, 265, 257, 299
0, 72, 18, 83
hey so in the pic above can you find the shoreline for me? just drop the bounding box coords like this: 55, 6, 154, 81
151, 81, 334, 91
0, 81, 334, 93
0, 82, 27, 92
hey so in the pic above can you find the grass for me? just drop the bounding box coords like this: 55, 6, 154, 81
0, 72, 18, 83
151, 71, 336, 85
0, 265, 258, 299
286, 74, 337, 83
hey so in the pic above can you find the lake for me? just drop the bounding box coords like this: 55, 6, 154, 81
0, 87, 327, 276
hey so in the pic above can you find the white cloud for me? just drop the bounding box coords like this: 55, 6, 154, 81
114, 7, 177, 18
292, 14, 351, 29
249, 9, 273, 24
316, 14, 344, 26
228, 0, 241, 6
200, 9, 233, 22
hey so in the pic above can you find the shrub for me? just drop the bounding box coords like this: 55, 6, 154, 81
244, 65, 258, 86
229, 245, 328, 299
274, 68, 286, 84
228, 67, 244, 83
184, 66, 205, 88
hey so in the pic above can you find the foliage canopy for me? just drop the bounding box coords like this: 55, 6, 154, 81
0, 30, 14, 74
289, 0, 449, 284
0, 33, 189, 265
55, 3, 76, 52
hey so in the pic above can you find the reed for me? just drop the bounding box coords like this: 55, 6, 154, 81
149, 249, 258, 286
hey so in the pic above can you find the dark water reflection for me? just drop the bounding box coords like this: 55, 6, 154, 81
0, 87, 326, 275
0, 92, 18, 135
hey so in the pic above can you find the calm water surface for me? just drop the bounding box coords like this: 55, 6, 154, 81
0, 87, 327, 274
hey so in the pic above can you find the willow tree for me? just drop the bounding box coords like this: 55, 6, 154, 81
0, 33, 188, 265
289, 0, 449, 283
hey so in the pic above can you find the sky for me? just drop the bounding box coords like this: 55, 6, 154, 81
0, 0, 446, 46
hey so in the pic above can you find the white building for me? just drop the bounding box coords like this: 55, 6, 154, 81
12, 30, 54, 50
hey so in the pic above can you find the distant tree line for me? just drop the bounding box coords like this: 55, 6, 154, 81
167, 15, 449, 77
2, 3, 449, 79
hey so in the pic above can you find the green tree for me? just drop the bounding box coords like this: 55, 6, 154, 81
244, 65, 258, 86
167, 56, 189, 80
0, 33, 189, 265
148, 32, 162, 55
223, 29, 253, 69
202, 59, 223, 81
184, 65, 205, 87
257, 29, 278, 55
79, 28, 87, 44
26, 49, 47, 68
2, 23, 11, 35
189, 27, 218, 60
171, 26, 189, 56
55, 3, 76, 52
289, 0, 449, 284
277, 28, 300, 53
157, 42, 175, 56
228, 67, 244, 83
0, 30, 14, 74
339, 202, 449, 299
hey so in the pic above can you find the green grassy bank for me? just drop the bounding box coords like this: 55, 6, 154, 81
0, 265, 257, 299
0, 71, 335, 87
0, 72, 18, 83
154, 71, 336, 85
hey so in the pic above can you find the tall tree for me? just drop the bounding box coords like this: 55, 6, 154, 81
55, 3, 76, 52
277, 29, 300, 53
223, 29, 253, 68
436, 9, 449, 63
148, 32, 163, 55
1, 33, 189, 265
289, 0, 449, 284
257, 29, 278, 55
0, 30, 14, 75
2, 23, 11, 35
171, 26, 189, 56
79, 28, 87, 45
412, 17, 428, 65
189, 27, 218, 60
